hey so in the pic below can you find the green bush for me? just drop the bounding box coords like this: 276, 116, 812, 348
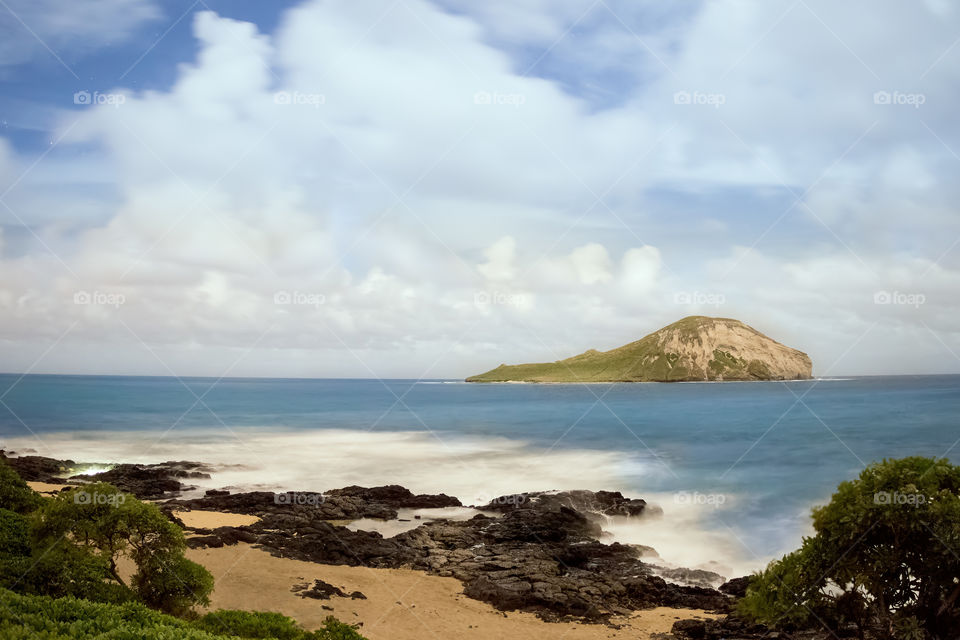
1, 507, 128, 602
18, 538, 132, 603
31, 482, 214, 613
133, 552, 215, 617
310, 617, 369, 640
0, 459, 42, 514
0, 588, 217, 640
0, 588, 368, 640
740, 456, 960, 639
0, 462, 365, 638
0, 508, 30, 556
196, 609, 367, 640
197, 610, 318, 639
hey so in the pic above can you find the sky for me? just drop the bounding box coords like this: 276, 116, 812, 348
0, 0, 959, 379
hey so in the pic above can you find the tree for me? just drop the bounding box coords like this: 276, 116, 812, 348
740, 456, 960, 640
31, 482, 214, 614
134, 552, 215, 617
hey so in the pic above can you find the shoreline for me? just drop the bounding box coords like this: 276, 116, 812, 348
15, 454, 745, 633
10, 438, 780, 578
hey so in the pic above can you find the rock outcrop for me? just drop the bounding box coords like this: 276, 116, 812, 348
0, 452, 74, 483
181, 487, 729, 622
71, 461, 213, 499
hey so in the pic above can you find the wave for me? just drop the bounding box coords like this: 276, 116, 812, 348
598, 493, 771, 579
7, 428, 776, 577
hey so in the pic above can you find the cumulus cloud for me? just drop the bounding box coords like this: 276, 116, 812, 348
1, 0, 959, 378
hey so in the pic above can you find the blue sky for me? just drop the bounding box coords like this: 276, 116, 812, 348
1, 0, 959, 378
1, 1, 294, 145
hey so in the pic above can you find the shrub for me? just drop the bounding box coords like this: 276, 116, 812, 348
0, 459, 42, 514
0, 588, 368, 639
196, 609, 313, 639
196, 610, 367, 640
0, 588, 216, 640
0, 462, 364, 637
0, 508, 30, 556
311, 616, 369, 640
133, 552, 215, 616
1, 507, 129, 602
740, 456, 960, 639
31, 482, 214, 613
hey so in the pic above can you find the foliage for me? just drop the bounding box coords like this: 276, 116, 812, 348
195, 610, 367, 640
0, 459, 43, 514
310, 617, 369, 640
196, 609, 311, 639
133, 552, 215, 616
3, 505, 123, 601
0, 588, 368, 639
0, 462, 365, 637
0, 508, 31, 556
32, 482, 183, 578
740, 456, 960, 639
31, 482, 214, 613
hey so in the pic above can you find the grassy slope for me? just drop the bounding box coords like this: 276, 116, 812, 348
466, 316, 792, 383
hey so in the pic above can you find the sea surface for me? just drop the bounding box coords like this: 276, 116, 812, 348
1, 373, 958, 578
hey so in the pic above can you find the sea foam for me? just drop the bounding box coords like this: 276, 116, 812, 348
6, 427, 774, 577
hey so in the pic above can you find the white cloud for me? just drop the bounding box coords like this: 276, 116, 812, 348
1, 0, 959, 377
0, 0, 160, 70
478, 236, 517, 281
569, 243, 613, 285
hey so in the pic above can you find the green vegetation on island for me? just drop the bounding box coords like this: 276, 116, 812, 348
466, 316, 812, 383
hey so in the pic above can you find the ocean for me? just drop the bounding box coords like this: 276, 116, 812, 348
2, 373, 958, 579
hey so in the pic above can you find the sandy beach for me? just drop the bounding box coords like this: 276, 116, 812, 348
22, 495, 722, 637
189, 541, 719, 640
26, 481, 70, 495
177, 509, 261, 529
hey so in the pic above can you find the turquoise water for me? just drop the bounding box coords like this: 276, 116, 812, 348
1, 374, 958, 570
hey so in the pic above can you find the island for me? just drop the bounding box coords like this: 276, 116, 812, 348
466, 316, 813, 383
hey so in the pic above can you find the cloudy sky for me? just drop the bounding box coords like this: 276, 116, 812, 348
0, 0, 958, 379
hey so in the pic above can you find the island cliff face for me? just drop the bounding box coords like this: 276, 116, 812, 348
466, 316, 813, 383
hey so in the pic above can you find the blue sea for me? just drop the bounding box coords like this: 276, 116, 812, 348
2, 373, 958, 577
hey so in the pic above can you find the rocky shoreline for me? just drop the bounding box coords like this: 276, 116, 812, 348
2, 451, 818, 639
169, 489, 731, 623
